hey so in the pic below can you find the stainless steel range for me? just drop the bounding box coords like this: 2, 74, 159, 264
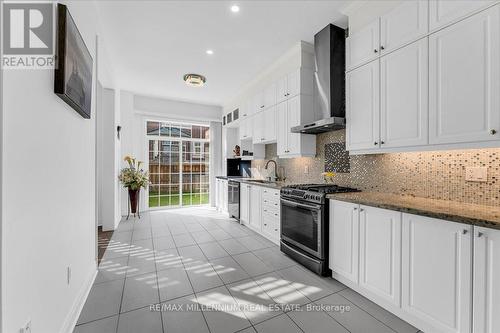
280, 184, 359, 276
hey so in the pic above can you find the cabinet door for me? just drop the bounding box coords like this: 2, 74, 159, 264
215, 179, 220, 209
287, 69, 300, 98
473, 227, 500, 333
346, 60, 380, 151
429, 6, 500, 145
346, 20, 380, 70
429, 0, 495, 31
380, 0, 428, 54
263, 105, 277, 142
249, 186, 261, 230
329, 200, 360, 284
402, 214, 471, 333
222, 180, 228, 212
253, 92, 265, 114
277, 75, 288, 104
239, 119, 246, 140
277, 101, 288, 155
380, 38, 428, 148
264, 82, 277, 109
240, 184, 251, 225
286, 96, 302, 155
252, 112, 265, 144
359, 206, 401, 307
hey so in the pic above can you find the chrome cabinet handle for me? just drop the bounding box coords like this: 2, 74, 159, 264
353, 207, 358, 211
380, 141, 385, 145
374, 49, 378, 53
360, 208, 364, 212
490, 129, 497, 135
374, 142, 378, 145
478, 232, 484, 238
463, 229, 469, 235
380, 46, 385, 50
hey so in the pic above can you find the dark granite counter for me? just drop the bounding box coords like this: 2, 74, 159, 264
215, 176, 285, 190
327, 192, 500, 230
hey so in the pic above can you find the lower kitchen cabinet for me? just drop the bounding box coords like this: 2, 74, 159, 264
359, 206, 401, 307
473, 226, 500, 333
329, 200, 360, 284
240, 183, 251, 225
402, 213, 472, 333
249, 185, 262, 230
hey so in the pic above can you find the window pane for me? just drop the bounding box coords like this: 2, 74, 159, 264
147, 122, 160, 136
160, 123, 171, 136
202, 126, 210, 139
159, 196, 170, 207
159, 185, 169, 195
149, 185, 159, 196
181, 126, 192, 138
149, 196, 159, 207
170, 195, 180, 206
170, 124, 180, 137
200, 193, 209, 204
170, 174, 180, 184
170, 185, 180, 194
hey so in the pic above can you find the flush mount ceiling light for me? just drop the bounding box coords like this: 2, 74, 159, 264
183, 73, 206, 87
206, 49, 214, 55
230, 5, 240, 12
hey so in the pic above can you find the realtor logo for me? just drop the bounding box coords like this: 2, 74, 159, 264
2, 2, 55, 68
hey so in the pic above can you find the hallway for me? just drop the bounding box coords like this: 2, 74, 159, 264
74, 208, 417, 333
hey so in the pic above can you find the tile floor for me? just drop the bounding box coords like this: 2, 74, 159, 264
74, 207, 420, 333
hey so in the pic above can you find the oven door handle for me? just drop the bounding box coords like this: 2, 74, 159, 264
281, 198, 321, 210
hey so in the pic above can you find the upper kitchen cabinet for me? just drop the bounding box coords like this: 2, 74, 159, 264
252, 91, 265, 114
263, 82, 277, 110
277, 95, 316, 158
429, 5, 500, 145
429, 0, 496, 31
239, 116, 252, 140
473, 227, 500, 333
346, 59, 379, 151
380, 38, 428, 148
276, 68, 314, 104
263, 105, 277, 143
346, 20, 380, 71
380, 0, 428, 55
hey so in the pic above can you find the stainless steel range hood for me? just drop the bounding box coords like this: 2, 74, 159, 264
291, 24, 346, 134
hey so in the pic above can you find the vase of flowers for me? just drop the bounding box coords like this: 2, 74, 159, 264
119, 156, 149, 214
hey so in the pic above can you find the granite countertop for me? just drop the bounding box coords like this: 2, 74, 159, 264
215, 176, 285, 189
327, 192, 500, 230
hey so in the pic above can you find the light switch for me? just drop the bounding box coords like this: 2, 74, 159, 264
465, 167, 488, 182
304, 165, 309, 174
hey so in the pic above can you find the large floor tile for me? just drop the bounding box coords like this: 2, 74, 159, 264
157, 266, 194, 302
254, 314, 302, 333
153, 235, 176, 250
121, 272, 160, 313
288, 307, 349, 332
191, 230, 216, 244
111, 231, 133, 242
252, 272, 311, 307
276, 266, 343, 301
210, 256, 250, 284
339, 288, 418, 333
184, 261, 224, 292
155, 248, 184, 270
232, 252, 274, 277
199, 241, 230, 260
173, 233, 197, 247
126, 253, 156, 277
218, 238, 250, 255
315, 293, 395, 333
161, 295, 210, 333
132, 228, 152, 240
228, 278, 283, 325
197, 286, 252, 333
95, 257, 128, 284
178, 244, 207, 264
236, 235, 271, 251
151, 226, 171, 238
77, 279, 124, 324
117, 307, 163, 333
73, 315, 118, 333
207, 228, 233, 241
253, 248, 297, 270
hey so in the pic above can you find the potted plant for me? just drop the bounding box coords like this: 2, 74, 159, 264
119, 156, 149, 215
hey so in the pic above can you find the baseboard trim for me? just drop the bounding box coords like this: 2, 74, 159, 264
59, 266, 97, 333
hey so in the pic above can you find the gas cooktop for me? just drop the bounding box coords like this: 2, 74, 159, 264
281, 183, 359, 204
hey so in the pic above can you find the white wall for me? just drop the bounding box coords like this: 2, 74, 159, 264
120, 92, 222, 214
1, 1, 115, 332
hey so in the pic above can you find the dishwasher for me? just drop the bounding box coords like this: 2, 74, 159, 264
227, 180, 240, 220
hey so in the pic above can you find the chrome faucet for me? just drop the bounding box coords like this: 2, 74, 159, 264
264, 160, 279, 181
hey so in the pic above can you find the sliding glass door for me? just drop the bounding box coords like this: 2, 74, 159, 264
147, 121, 210, 208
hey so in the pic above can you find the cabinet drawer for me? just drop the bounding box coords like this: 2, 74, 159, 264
262, 188, 280, 201
262, 213, 280, 237
262, 204, 279, 218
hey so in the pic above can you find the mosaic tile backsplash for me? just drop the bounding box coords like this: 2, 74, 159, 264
252, 130, 500, 207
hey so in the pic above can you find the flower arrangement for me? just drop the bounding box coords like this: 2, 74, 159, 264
321, 171, 336, 183
119, 156, 149, 190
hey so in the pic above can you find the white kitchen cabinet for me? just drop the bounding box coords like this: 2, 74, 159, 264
263, 83, 277, 110
276, 68, 314, 104
277, 95, 316, 158
346, 20, 380, 70
216, 179, 228, 213
249, 185, 262, 230
473, 226, 500, 333
429, 5, 500, 145
346, 60, 379, 151
380, 38, 428, 148
263, 106, 277, 143
329, 200, 360, 284
402, 214, 471, 333
240, 183, 251, 225
239, 116, 253, 140
222, 180, 228, 213
359, 206, 402, 307
252, 111, 265, 144
253, 91, 265, 114
429, 0, 496, 31
380, 0, 428, 55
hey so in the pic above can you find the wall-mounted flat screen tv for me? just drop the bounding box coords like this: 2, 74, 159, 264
54, 4, 93, 119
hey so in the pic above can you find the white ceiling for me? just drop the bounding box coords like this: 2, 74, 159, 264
96, 1, 348, 106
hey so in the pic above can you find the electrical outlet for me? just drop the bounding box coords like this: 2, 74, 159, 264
304, 165, 309, 174
465, 167, 488, 182
20, 319, 31, 333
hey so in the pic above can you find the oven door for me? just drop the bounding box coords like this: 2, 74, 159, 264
280, 197, 323, 259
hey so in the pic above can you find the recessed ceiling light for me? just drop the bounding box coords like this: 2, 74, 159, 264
231, 5, 240, 13
206, 49, 214, 55
183, 73, 206, 87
